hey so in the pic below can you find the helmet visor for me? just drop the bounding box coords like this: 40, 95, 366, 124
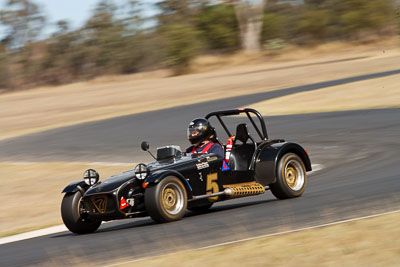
187, 118, 211, 144
187, 124, 206, 144
188, 128, 201, 138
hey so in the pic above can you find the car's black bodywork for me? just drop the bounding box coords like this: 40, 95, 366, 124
61, 108, 311, 234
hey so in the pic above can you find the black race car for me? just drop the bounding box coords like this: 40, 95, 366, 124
61, 108, 311, 234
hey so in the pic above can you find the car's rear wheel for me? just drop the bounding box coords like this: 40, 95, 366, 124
61, 191, 101, 234
270, 153, 307, 199
145, 176, 187, 223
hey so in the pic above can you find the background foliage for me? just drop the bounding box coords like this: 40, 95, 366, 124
0, 0, 398, 90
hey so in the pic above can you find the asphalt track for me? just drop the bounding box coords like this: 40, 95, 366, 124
1, 74, 400, 266
1, 68, 400, 163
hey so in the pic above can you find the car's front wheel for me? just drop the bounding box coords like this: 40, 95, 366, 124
270, 153, 307, 199
61, 191, 101, 234
145, 176, 187, 223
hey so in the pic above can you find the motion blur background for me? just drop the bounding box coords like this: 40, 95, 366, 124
0, 0, 399, 89
1, 1, 400, 266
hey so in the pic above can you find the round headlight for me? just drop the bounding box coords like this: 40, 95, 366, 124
84, 169, 99, 186
135, 163, 149, 180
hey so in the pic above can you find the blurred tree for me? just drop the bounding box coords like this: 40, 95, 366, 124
340, 0, 396, 37
81, 0, 125, 76
304, 0, 326, 6
295, 0, 397, 41
156, 0, 206, 71
116, 0, 164, 73
262, 1, 300, 42
0, 0, 398, 90
262, 12, 286, 40
233, 0, 266, 52
37, 0, 168, 84
397, 6, 400, 35
0, 0, 45, 48
123, 0, 144, 34
297, 8, 332, 40
0, 0, 46, 88
196, 4, 240, 52
156, 0, 208, 25
0, 43, 9, 89
40, 20, 84, 84
163, 23, 200, 74
157, 0, 190, 17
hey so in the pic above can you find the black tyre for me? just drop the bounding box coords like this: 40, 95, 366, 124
188, 203, 213, 212
61, 191, 101, 234
270, 153, 307, 199
145, 176, 188, 223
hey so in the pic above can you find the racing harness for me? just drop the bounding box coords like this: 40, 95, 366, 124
191, 142, 215, 154
191, 136, 235, 166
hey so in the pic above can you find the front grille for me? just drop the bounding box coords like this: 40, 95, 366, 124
84, 194, 114, 214
91, 195, 107, 213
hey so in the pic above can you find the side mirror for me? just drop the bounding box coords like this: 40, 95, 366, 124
141, 141, 150, 151
141, 141, 156, 160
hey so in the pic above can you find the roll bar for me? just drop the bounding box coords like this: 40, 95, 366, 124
205, 108, 268, 140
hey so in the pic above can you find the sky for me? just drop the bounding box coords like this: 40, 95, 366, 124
37, 0, 100, 29
0, 0, 99, 31
0, 0, 159, 39
35, 0, 160, 29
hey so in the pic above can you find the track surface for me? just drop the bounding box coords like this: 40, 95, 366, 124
1, 68, 400, 162
1, 81, 400, 265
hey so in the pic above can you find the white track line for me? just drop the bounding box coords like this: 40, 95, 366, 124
104, 209, 400, 267
0, 221, 114, 245
4, 161, 133, 166
196, 209, 400, 250
310, 163, 323, 174
0, 225, 68, 245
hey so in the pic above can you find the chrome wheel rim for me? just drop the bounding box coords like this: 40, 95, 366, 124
162, 182, 184, 215
284, 159, 305, 191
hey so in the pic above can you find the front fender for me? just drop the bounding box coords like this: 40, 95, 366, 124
254, 142, 311, 186
61, 181, 88, 194
146, 170, 193, 199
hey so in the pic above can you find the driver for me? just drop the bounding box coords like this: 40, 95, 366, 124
186, 118, 224, 158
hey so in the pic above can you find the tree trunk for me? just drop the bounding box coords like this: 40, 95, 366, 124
234, 0, 265, 52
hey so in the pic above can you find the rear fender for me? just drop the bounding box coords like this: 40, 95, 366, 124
146, 170, 193, 199
254, 142, 311, 186
61, 181, 88, 194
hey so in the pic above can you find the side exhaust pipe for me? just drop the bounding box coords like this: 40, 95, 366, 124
190, 185, 269, 201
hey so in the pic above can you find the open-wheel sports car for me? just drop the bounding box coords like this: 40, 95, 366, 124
61, 108, 311, 234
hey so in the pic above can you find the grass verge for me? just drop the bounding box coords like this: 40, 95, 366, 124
0, 162, 129, 237
117, 211, 400, 267
250, 73, 400, 115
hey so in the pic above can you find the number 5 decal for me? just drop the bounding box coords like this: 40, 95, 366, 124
206, 173, 219, 202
